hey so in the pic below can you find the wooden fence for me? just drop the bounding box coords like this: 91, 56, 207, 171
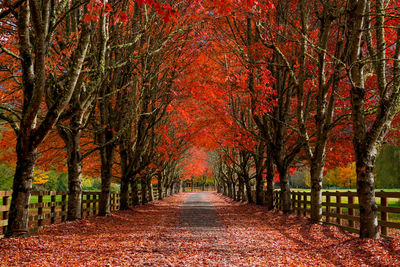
271, 190, 400, 237
0, 189, 162, 238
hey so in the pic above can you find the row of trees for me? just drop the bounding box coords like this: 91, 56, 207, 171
177, 0, 400, 238
0, 0, 208, 237
1, 0, 399, 239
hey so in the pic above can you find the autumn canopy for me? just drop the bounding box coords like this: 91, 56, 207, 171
0, 0, 400, 239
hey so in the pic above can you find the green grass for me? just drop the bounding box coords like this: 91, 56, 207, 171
0, 193, 102, 206
290, 188, 400, 221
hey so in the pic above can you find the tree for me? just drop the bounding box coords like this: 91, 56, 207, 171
0, 0, 91, 237
344, 0, 400, 238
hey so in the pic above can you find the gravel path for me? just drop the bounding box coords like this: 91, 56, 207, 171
179, 192, 222, 230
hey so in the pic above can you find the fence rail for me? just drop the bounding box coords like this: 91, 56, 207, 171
0, 189, 161, 238
270, 190, 400, 237
0, 186, 215, 238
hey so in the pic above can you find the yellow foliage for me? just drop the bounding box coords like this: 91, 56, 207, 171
33, 169, 50, 184
324, 162, 356, 188
304, 170, 311, 188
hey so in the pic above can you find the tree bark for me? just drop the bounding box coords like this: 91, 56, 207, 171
255, 168, 263, 205
158, 175, 163, 200
310, 161, 324, 223
278, 166, 292, 213
179, 180, 183, 193
238, 178, 245, 201
64, 126, 83, 220
130, 179, 139, 205
227, 181, 233, 198
119, 142, 130, 210
6, 142, 37, 237
245, 177, 254, 204
141, 176, 148, 204
119, 176, 130, 210
265, 156, 274, 210
356, 150, 379, 238
99, 130, 114, 216
148, 178, 154, 202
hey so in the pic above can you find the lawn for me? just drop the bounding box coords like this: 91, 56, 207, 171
290, 188, 400, 221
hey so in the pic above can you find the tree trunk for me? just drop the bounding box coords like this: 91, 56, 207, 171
120, 176, 130, 210
265, 157, 274, 210
119, 144, 130, 210
238, 178, 244, 201
6, 143, 37, 237
99, 133, 114, 216
148, 178, 154, 202
255, 170, 264, 205
130, 179, 139, 205
141, 176, 148, 204
245, 177, 254, 204
158, 175, 163, 200
58, 121, 84, 221
278, 166, 292, 213
310, 161, 324, 223
227, 182, 233, 198
356, 152, 379, 238
65, 127, 83, 220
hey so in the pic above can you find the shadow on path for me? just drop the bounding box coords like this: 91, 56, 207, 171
178, 192, 222, 230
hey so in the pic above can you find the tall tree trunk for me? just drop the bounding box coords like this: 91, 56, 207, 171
99, 131, 114, 216
120, 177, 130, 210
278, 166, 292, 213
356, 150, 379, 238
130, 179, 139, 205
265, 156, 274, 210
245, 177, 254, 204
158, 174, 163, 200
310, 160, 324, 223
148, 178, 154, 201
227, 181, 233, 198
119, 143, 130, 210
6, 142, 37, 237
255, 169, 264, 205
238, 178, 244, 201
141, 176, 148, 204
65, 126, 83, 220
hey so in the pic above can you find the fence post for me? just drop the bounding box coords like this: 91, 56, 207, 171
2, 195, 9, 234
50, 193, 56, 224
336, 192, 341, 225
381, 191, 388, 236
326, 194, 331, 223
111, 193, 115, 211
296, 193, 300, 216
38, 195, 43, 227
94, 193, 98, 215
348, 194, 354, 228
303, 193, 307, 216
61, 194, 67, 221
81, 193, 84, 218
